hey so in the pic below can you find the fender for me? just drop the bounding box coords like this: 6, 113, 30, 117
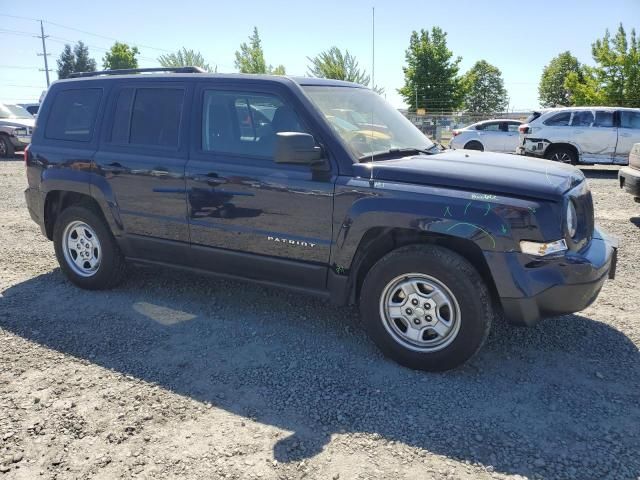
329, 176, 559, 274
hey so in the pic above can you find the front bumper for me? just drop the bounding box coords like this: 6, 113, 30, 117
487, 227, 617, 326
619, 166, 640, 200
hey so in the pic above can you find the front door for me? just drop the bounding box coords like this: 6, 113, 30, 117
615, 110, 640, 164
185, 84, 336, 290
94, 82, 192, 260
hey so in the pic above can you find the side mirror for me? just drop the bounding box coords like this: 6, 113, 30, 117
274, 132, 324, 165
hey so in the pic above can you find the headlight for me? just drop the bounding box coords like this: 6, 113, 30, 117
13, 128, 28, 136
566, 200, 578, 238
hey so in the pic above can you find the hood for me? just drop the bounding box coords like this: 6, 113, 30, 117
353, 150, 584, 200
0, 118, 35, 129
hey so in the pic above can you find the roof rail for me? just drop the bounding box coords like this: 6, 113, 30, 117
68, 66, 206, 78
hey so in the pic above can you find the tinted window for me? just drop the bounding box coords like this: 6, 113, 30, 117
476, 122, 500, 131
620, 111, 640, 129
571, 110, 594, 127
110, 88, 135, 143
202, 91, 305, 158
45, 88, 101, 141
129, 88, 184, 147
594, 111, 614, 127
544, 112, 571, 126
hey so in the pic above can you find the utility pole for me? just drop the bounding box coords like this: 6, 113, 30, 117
36, 20, 51, 87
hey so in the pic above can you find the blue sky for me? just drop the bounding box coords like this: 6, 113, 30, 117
2, 0, 638, 110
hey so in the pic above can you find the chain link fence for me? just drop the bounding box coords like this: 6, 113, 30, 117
403, 111, 531, 144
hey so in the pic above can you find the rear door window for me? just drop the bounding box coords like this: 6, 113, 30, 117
594, 111, 614, 127
570, 111, 594, 127
130, 88, 184, 147
45, 88, 102, 142
506, 122, 520, 132
544, 112, 571, 126
476, 122, 500, 131
620, 111, 640, 129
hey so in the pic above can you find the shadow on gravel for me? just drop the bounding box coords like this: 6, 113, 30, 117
579, 168, 619, 180
2, 267, 639, 479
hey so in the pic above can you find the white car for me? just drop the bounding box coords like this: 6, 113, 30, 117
449, 119, 522, 153
517, 106, 640, 164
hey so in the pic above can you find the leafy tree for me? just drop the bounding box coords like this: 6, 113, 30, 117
307, 47, 384, 93
56, 41, 97, 79
565, 24, 640, 107
56, 44, 76, 80
158, 47, 212, 71
234, 27, 285, 75
103, 42, 139, 70
538, 51, 582, 107
73, 41, 96, 73
461, 60, 508, 113
307, 47, 370, 84
398, 27, 463, 112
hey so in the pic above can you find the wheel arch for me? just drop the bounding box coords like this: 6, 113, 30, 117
346, 227, 499, 306
463, 139, 484, 151
43, 191, 107, 240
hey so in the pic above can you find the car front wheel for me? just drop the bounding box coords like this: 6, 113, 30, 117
360, 245, 493, 371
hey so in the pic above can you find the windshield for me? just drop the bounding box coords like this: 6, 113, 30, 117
0, 104, 32, 119
302, 86, 434, 160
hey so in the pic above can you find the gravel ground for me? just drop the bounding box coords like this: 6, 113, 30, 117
1, 158, 638, 480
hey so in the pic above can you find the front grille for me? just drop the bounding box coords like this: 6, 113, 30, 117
566, 181, 594, 252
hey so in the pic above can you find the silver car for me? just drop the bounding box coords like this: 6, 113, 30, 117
0, 103, 35, 157
449, 119, 522, 153
517, 107, 640, 165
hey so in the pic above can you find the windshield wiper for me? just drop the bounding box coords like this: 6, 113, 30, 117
358, 145, 439, 162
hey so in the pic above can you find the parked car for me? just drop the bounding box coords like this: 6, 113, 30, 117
0, 103, 35, 157
18, 103, 39, 116
619, 143, 640, 203
517, 107, 640, 164
24, 67, 617, 371
449, 119, 522, 153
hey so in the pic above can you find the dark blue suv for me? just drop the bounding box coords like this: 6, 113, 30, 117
24, 67, 617, 371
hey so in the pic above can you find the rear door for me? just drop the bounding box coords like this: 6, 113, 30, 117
475, 122, 504, 151
615, 110, 640, 164
501, 121, 521, 153
570, 110, 616, 163
94, 81, 192, 261
185, 82, 336, 290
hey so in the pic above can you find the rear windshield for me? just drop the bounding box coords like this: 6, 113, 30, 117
525, 111, 542, 124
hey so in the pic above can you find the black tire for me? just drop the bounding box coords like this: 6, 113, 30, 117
464, 141, 484, 151
53, 205, 126, 290
0, 135, 15, 158
359, 245, 492, 371
545, 145, 577, 165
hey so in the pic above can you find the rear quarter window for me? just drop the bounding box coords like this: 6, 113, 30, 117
543, 111, 571, 127
45, 88, 102, 142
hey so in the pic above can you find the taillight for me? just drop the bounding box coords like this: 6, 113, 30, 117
452, 130, 460, 137
518, 124, 530, 134
24, 144, 30, 166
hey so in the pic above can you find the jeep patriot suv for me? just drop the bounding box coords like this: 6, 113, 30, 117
24, 67, 617, 371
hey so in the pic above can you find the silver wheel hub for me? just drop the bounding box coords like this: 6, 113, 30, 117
552, 152, 571, 163
62, 221, 102, 277
379, 273, 461, 352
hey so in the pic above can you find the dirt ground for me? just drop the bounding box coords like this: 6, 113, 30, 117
1, 158, 638, 480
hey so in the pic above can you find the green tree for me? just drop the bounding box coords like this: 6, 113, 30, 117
234, 27, 285, 75
538, 51, 582, 107
103, 42, 139, 70
461, 60, 508, 113
307, 47, 370, 84
73, 41, 97, 73
56, 44, 76, 80
565, 24, 640, 107
158, 47, 212, 71
398, 27, 463, 112
307, 47, 384, 93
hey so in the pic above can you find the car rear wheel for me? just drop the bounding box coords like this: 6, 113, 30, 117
464, 140, 484, 151
0, 135, 15, 158
545, 146, 577, 165
359, 245, 493, 371
53, 205, 126, 289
